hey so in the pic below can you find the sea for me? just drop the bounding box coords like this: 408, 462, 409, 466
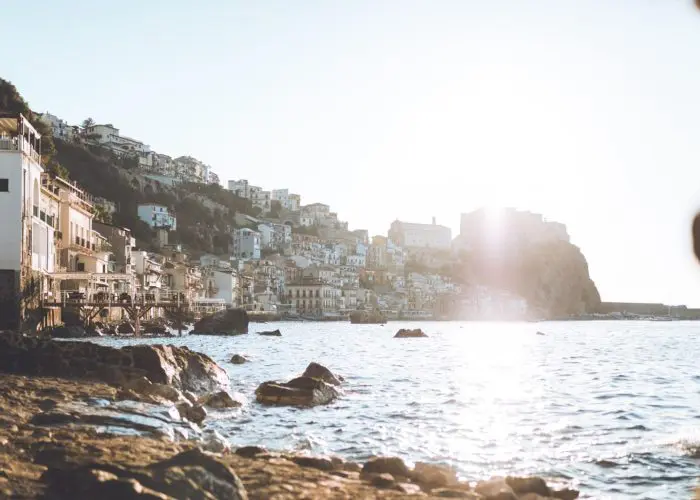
92, 320, 700, 499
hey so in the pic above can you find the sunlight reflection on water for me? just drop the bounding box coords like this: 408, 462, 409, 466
93, 320, 700, 499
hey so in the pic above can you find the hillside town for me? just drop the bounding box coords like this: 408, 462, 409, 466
0, 111, 584, 331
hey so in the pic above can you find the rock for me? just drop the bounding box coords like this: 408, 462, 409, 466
394, 328, 428, 338
362, 456, 411, 479
198, 391, 243, 409
200, 430, 230, 454
255, 376, 339, 407
397, 482, 424, 495
432, 488, 482, 498
235, 446, 267, 458
142, 324, 169, 336
412, 462, 459, 489
506, 476, 551, 497
370, 472, 396, 489
230, 354, 249, 365
117, 322, 136, 334
257, 329, 281, 336
124, 377, 188, 404
191, 309, 249, 335
49, 325, 88, 338
301, 362, 344, 385
552, 488, 580, 500
0, 332, 229, 396
42, 448, 248, 500
474, 477, 518, 500
176, 402, 207, 424
289, 455, 335, 471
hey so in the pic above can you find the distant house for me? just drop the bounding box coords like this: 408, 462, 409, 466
137, 204, 176, 230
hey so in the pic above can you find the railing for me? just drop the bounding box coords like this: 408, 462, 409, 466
53, 290, 198, 306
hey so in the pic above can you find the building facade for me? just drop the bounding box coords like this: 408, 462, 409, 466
388, 219, 452, 250
232, 228, 261, 260
137, 204, 177, 230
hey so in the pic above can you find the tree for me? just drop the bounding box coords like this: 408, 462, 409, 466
81, 117, 95, 130
269, 200, 282, 218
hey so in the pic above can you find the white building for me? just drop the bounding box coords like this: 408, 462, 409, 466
0, 114, 56, 318
174, 156, 209, 183
228, 179, 250, 198
232, 228, 261, 260
38, 112, 75, 142
86, 123, 150, 156
388, 219, 452, 250
206, 268, 239, 306
137, 204, 177, 230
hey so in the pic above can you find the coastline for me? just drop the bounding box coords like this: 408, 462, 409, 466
0, 332, 582, 500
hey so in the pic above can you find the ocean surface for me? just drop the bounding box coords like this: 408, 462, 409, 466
92, 321, 700, 499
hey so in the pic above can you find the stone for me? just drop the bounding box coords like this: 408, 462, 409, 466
370, 472, 396, 489
475, 477, 518, 500
176, 402, 207, 424
257, 329, 282, 336
412, 462, 459, 489
230, 354, 249, 365
49, 325, 88, 338
552, 488, 580, 500
301, 362, 344, 385
362, 456, 411, 479
397, 482, 424, 495
117, 322, 136, 334
289, 455, 335, 471
198, 390, 243, 409
394, 328, 428, 338
200, 430, 230, 454
235, 446, 267, 458
0, 332, 230, 397
432, 488, 482, 498
506, 476, 551, 497
255, 376, 339, 407
191, 309, 249, 335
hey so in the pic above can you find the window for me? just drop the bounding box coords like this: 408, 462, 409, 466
0, 179, 8, 192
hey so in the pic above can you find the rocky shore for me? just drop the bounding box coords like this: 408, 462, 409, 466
0, 331, 581, 499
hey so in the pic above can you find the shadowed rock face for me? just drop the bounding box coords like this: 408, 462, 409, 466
394, 328, 428, 338
0, 331, 229, 396
191, 309, 249, 335
301, 362, 344, 385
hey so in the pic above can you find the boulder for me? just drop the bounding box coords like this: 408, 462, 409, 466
123, 377, 188, 404
191, 309, 249, 335
176, 401, 207, 424
361, 457, 411, 479
200, 430, 231, 454
117, 322, 136, 334
474, 477, 517, 500
289, 455, 335, 471
0, 331, 230, 396
198, 390, 243, 409
142, 324, 169, 336
255, 376, 339, 407
235, 446, 267, 458
257, 329, 281, 337
301, 362, 343, 385
230, 354, 249, 365
412, 462, 459, 489
41, 448, 248, 500
49, 325, 88, 338
505, 476, 551, 497
394, 328, 428, 338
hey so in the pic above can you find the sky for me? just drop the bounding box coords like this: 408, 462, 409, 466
3, 0, 700, 305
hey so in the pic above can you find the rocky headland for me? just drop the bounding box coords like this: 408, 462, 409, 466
0, 332, 580, 499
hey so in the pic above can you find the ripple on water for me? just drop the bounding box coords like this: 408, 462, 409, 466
91, 320, 700, 499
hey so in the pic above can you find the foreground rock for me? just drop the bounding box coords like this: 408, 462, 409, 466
257, 329, 281, 336
42, 448, 248, 500
394, 328, 428, 338
190, 308, 249, 335
0, 331, 229, 396
198, 390, 244, 409
230, 354, 249, 364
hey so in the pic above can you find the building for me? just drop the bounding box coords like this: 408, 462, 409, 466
228, 179, 250, 198
173, 156, 209, 183
388, 218, 452, 250
38, 112, 76, 142
232, 228, 261, 260
137, 204, 177, 230
288, 194, 301, 212
85, 123, 150, 157
93, 222, 135, 275
0, 114, 56, 328
204, 267, 239, 306
457, 208, 570, 251
252, 189, 271, 212
286, 277, 340, 316
271, 189, 289, 209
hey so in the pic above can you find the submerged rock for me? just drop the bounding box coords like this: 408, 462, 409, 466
394, 328, 428, 338
255, 377, 339, 407
257, 329, 281, 337
0, 331, 229, 396
117, 322, 135, 334
191, 309, 249, 335
230, 354, 249, 365
301, 362, 343, 386
48, 325, 89, 338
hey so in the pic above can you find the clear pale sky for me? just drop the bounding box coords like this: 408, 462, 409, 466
4, 1, 700, 305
